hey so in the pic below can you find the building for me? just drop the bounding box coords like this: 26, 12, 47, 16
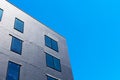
0, 0, 73, 80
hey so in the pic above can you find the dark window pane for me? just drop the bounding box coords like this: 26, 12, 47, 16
46, 53, 61, 72
14, 18, 24, 33
46, 53, 54, 68
54, 58, 61, 71
51, 40, 58, 52
6, 61, 20, 80
0, 8, 3, 21
45, 36, 52, 48
11, 36, 22, 55
45, 35, 59, 52
47, 76, 54, 80
47, 76, 57, 80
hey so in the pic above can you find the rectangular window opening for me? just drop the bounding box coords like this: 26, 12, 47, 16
45, 35, 58, 52
6, 61, 21, 80
46, 53, 61, 72
14, 18, 24, 33
10, 36, 23, 55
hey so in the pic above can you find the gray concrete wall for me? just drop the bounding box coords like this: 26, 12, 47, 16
0, 0, 73, 80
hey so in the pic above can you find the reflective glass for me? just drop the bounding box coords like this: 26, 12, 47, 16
45, 36, 52, 48
51, 40, 58, 52
46, 53, 61, 72
11, 36, 22, 55
14, 18, 24, 33
6, 61, 20, 80
54, 58, 61, 71
46, 53, 54, 68
45, 35, 58, 52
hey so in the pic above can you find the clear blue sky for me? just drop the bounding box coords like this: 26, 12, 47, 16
8, 0, 120, 80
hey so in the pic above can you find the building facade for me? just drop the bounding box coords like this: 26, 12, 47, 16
0, 0, 73, 80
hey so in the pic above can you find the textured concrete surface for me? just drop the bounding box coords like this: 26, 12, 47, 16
0, 0, 73, 80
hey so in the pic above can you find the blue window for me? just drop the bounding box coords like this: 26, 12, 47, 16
51, 40, 58, 52
54, 57, 61, 71
6, 61, 21, 80
46, 53, 54, 68
47, 75, 58, 80
45, 35, 58, 52
46, 53, 61, 72
14, 18, 24, 33
45, 36, 52, 48
0, 8, 3, 21
10, 36, 23, 55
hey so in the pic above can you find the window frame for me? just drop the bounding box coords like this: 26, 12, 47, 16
45, 35, 59, 52
46, 53, 61, 72
10, 36, 23, 55
6, 61, 21, 80
53, 57, 61, 71
46, 53, 54, 68
14, 18, 24, 33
